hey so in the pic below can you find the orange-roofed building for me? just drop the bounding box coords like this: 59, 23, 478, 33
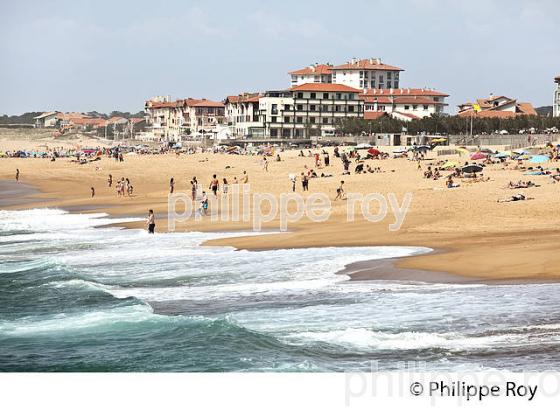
359, 88, 449, 121
289, 63, 333, 86
144, 96, 226, 141
458, 94, 538, 118
332, 58, 404, 90
224, 93, 264, 138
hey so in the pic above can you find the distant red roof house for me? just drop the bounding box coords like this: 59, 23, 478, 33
458, 95, 537, 118
184, 98, 225, 108
332, 58, 403, 72
290, 83, 362, 93
225, 93, 262, 104
289, 64, 333, 75
360, 88, 449, 99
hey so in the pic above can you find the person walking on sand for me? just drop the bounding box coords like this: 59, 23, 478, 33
334, 180, 345, 201
210, 174, 219, 196
108, 174, 113, 187
290, 174, 297, 192
222, 177, 229, 194
200, 191, 209, 216
301, 173, 309, 191
146, 209, 155, 234
15, 169, 19, 182
91, 187, 95, 198
191, 179, 198, 201
169, 177, 175, 194
263, 156, 269, 172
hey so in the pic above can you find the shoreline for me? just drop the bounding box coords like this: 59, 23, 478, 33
3, 178, 558, 285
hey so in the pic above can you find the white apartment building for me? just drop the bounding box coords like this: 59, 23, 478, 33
554, 75, 560, 117
361, 88, 449, 120
144, 96, 225, 142
289, 64, 333, 87
224, 93, 264, 138
332, 58, 403, 90
262, 83, 363, 139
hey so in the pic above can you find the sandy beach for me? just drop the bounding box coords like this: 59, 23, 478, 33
2, 133, 560, 282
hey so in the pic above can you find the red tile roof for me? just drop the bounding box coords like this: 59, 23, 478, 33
361, 88, 449, 97
392, 111, 420, 120
290, 83, 361, 93
185, 98, 224, 108
289, 64, 333, 75
333, 58, 403, 71
225, 93, 261, 104
458, 110, 517, 119
364, 111, 388, 120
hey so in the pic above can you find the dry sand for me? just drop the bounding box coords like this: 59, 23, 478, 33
2, 134, 560, 282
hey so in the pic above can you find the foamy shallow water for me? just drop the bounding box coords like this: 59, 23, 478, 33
1, 208, 560, 372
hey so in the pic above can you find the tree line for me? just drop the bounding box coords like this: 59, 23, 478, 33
337, 114, 560, 135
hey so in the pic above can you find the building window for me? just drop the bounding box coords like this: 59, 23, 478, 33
371, 80, 375, 88
296, 117, 303, 123
297, 104, 303, 111
323, 93, 329, 99
360, 81, 363, 88
404, 105, 410, 110
412, 105, 418, 110
310, 105, 316, 111
310, 93, 316, 99
270, 129, 278, 137
322, 117, 329, 124
348, 106, 354, 112
282, 129, 291, 137
310, 117, 315, 124
271, 104, 278, 115
297, 92, 304, 98
284, 116, 290, 123
271, 117, 277, 123
423, 105, 429, 110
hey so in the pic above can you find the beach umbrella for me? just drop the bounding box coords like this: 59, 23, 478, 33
368, 148, 381, 156
529, 155, 550, 164
441, 161, 458, 169
462, 164, 483, 174
494, 151, 511, 158
470, 152, 487, 160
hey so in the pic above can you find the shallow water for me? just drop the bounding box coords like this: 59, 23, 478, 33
1, 208, 560, 372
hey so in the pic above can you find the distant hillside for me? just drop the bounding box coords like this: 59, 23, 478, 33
0, 112, 42, 125
536, 106, 553, 117
0, 110, 145, 125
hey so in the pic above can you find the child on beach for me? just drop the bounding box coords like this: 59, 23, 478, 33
334, 181, 345, 201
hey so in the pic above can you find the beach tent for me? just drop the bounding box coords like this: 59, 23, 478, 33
529, 155, 550, 164
367, 148, 381, 156
470, 152, 487, 160
462, 164, 483, 174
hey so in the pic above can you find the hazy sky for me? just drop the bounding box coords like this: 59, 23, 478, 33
1, 0, 559, 115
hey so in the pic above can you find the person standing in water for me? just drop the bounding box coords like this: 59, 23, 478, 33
15, 169, 20, 182
169, 177, 175, 194
146, 209, 155, 234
